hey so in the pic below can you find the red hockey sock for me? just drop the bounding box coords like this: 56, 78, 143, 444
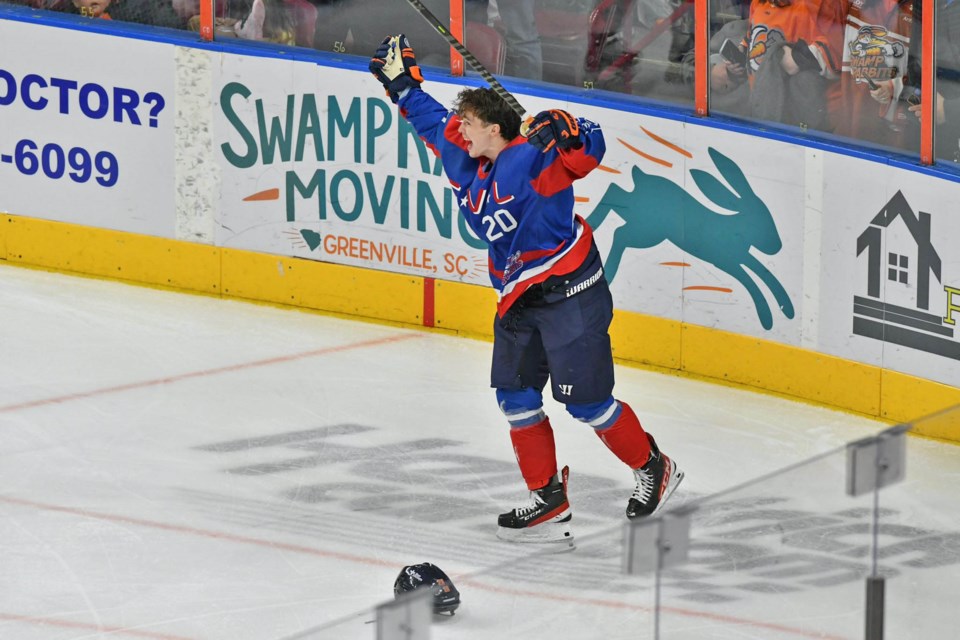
509, 417, 558, 490
596, 401, 652, 469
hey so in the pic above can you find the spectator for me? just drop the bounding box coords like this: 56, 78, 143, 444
181, 0, 296, 44
231, 0, 296, 44
690, 18, 752, 114
711, 0, 848, 131
665, 0, 696, 77
110, 0, 186, 29
489, 0, 543, 80
835, 0, 916, 150
171, 0, 199, 22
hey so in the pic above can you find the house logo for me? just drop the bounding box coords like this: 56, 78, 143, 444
854, 190, 960, 359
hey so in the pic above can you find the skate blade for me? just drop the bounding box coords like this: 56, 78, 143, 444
496, 520, 574, 546
651, 462, 685, 516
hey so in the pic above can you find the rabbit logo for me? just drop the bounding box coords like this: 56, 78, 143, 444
585, 147, 794, 330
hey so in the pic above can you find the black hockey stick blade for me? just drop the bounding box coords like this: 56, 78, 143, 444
402, 0, 529, 126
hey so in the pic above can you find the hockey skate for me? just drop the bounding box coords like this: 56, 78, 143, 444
626, 434, 684, 519
497, 466, 573, 544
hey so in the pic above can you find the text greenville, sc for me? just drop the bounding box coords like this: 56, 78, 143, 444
219, 83, 484, 250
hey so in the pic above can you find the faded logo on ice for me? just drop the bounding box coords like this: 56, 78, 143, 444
194, 424, 960, 605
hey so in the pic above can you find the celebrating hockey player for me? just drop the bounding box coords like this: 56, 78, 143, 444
369, 34, 684, 543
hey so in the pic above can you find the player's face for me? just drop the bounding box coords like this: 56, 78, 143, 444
458, 111, 501, 159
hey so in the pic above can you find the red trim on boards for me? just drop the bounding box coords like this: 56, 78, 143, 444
423, 277, 436, 327
695, 0, 708, 116
199, 0, 213, 41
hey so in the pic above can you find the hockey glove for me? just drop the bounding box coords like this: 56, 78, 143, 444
369, 34, 424, 103
525, 109, 582, 152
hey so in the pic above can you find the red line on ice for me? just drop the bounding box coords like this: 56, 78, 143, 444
0, 333, 420, 413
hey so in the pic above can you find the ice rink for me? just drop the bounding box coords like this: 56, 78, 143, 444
1, 263, 957, 640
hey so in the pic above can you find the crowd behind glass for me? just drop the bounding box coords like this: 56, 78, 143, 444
5, 0, 959, 166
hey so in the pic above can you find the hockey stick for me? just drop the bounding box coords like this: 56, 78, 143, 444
402, 0, 530, 126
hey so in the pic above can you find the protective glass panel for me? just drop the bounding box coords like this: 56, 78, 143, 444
706, 0, 750, 118
933, 0, 960, 165
1, 0, 190, 28
313, 0, 458, 61
878, 410, 960, 639
572, 0, 697, 107
283, 604, 384, 640
0, 0, 326, 48
281, 523, 657, 639
833, 0, 920, 156
657, 444, 874, 639
708, 0, 921, 157
3, 0, 950, 164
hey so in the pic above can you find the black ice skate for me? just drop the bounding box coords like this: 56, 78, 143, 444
497, 466, 573, 544
626, 434, 684, 519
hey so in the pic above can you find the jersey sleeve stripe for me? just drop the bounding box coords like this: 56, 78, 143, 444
530, 150, 600, 197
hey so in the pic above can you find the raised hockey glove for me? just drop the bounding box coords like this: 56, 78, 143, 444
525, 109, 582, 152
369, 34, 424, 103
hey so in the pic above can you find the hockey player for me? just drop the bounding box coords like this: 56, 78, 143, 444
369, 34, 684, 543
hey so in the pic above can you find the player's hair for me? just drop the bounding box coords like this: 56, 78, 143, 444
454, 88, 521, 140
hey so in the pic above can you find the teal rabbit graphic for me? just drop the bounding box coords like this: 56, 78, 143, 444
585, 147, 794, 330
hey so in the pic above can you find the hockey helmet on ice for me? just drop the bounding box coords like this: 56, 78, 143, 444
393, 562, 461, 615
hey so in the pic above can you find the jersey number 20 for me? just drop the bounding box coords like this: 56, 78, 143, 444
482, 209, 518, 242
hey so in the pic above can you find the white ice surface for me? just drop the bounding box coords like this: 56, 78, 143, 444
0, 263, 957, 640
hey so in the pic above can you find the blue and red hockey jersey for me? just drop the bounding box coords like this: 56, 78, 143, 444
397, 88, 606, 317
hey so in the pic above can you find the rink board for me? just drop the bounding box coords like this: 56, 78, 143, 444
1, 10, 959, 434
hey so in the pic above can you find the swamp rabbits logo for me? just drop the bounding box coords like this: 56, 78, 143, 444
585, 147, 794, 330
